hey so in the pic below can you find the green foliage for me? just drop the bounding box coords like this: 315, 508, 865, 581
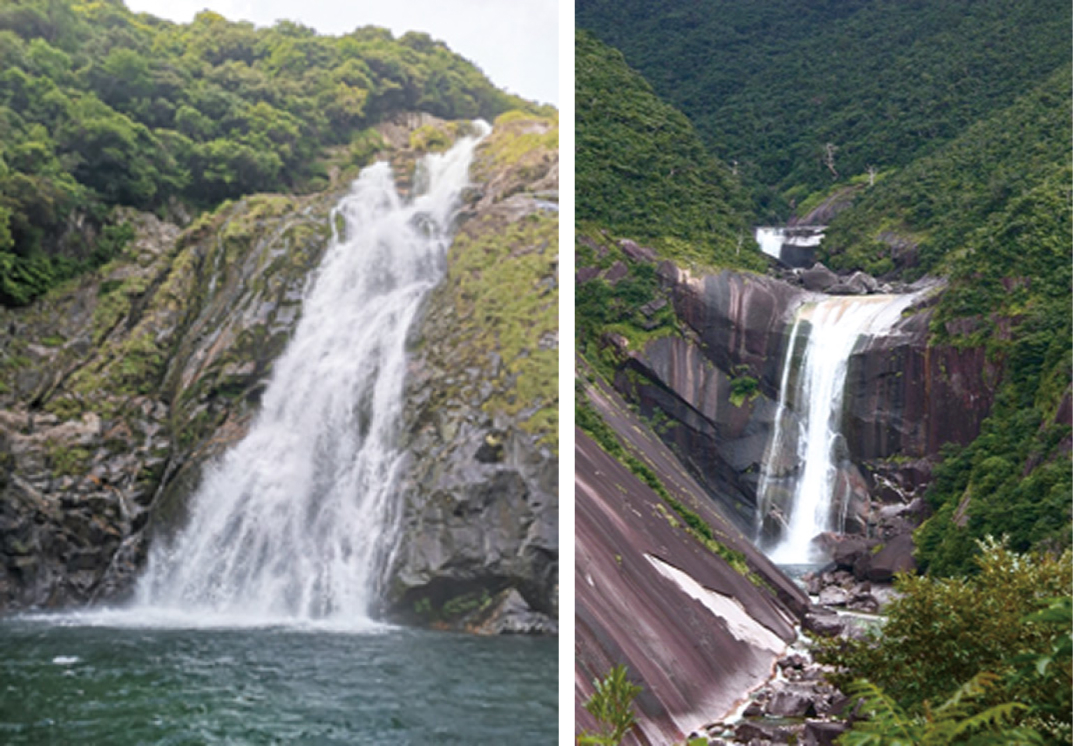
821, 66, 1072, 281
838, 674, 1043, 745
0, 0, 538, 306
575, 232, 679, 375
444, 205, 558, 449
578, 664, 642, 746
815, 539, 1072, 742
913, 163, 1072, 576
729, 371, 760, 408
575, 31, 762, 271
47, 442, 90, 476
578, 0, 1071, 218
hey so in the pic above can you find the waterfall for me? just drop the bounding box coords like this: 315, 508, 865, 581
757, 293, 918, 565
131, 124, 489, 628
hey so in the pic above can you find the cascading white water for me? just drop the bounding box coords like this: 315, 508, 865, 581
758, 293, 919, 564
131, 124, 489, 628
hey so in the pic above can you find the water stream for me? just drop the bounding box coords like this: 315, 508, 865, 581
757, 293, 918, 564
130, 125, 488, 627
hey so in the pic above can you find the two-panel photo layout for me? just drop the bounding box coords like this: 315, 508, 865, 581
0, 0, 1068, 744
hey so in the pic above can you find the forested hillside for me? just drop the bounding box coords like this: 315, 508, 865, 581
0, 0, 536, 305
576, 30, 756, 265
575, 31, 764, 370
577, 0, 1071, 217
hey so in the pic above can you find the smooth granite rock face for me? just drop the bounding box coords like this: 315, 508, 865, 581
575, 375, 809, 745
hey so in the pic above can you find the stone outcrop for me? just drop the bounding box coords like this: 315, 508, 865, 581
610, 267, 808, 526
0, 195, 339, 609
385, 112, 559, 633
845, 300, 1000, 465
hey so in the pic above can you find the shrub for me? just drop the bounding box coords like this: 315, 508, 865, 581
578, 664, 643, 746
816, 538, 1071, 741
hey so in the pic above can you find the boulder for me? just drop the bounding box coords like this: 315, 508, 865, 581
868, 534, 917, 582
736, 721, 789, 744
767, 688, 819, 718
847, 592, 880, 613
469, 588, 557, 635
800, 263, 839, 292
619, 239, 657, 263
804, 610, 845, 638
576, 266, 600, 283
601, 260, 629, 284
827, 271, 876, 296
817, 586, 850, 607
803, 721, 848, 746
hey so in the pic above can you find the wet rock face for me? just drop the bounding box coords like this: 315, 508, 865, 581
609, 268, 806, 524
386, 112, 559, 633
0, 194, 340, 610
845, 306, 999, 464
670, 268, 807, 394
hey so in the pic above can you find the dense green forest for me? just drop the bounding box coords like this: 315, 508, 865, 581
820, 65, 1072, 280
0, 0, 534, 305
575, 31, 763, 369
575, 30, 756, 264
577, 0, 1071, 218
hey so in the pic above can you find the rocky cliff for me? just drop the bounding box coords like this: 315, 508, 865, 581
581, 239, 999, 541
386, 112, 560, 634
0, 112, 558, 633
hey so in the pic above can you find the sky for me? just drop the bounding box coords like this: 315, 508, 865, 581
124, 0, 559, 106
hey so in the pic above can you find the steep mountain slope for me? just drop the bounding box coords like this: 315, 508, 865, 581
576, 30, 757, 267
577, 0, 1071, 215
820, 65, 1072, 280
0, 0, 540, 306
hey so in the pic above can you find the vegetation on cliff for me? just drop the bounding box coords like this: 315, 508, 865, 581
575, 31, 763, 380
412, 111, 559, 449
808, 66, 1073, 577
0, 0, 538, 306
913, 169, 1072, 577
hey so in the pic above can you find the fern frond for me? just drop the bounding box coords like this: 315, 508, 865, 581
951, 701, 1028, 736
